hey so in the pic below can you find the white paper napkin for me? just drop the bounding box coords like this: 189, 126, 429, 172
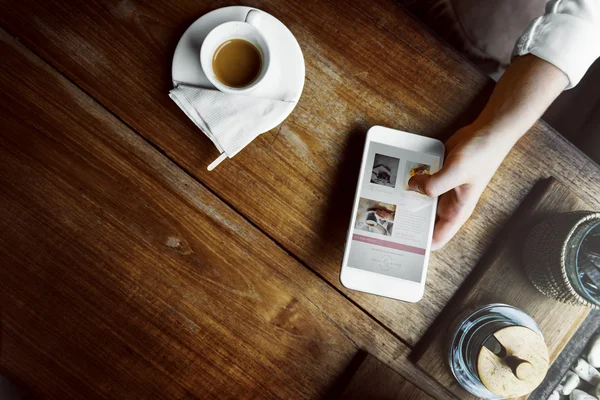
169, 84, 294, 170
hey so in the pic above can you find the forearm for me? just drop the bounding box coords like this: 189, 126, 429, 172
417, 29, 586, 249
472, 54, 569, 152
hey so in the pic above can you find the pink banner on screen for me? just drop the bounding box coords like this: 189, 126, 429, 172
352, 234, 426, 255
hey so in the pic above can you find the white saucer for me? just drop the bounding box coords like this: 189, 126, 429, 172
172, 6, 305, 135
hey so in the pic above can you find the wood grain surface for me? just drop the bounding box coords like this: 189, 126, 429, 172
340, 354, 433, 400
414, 178, 593, 400
2, 0, 600, 348
0, 29, 454, 400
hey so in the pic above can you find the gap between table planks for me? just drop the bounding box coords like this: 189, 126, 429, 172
414, 178, 594, 400
2, 0, 599, 347
0, 29, 450, 399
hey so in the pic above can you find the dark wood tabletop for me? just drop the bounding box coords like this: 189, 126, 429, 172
1, 0, 600, 399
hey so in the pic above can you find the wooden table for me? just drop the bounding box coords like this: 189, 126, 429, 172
1, 0, 599, 398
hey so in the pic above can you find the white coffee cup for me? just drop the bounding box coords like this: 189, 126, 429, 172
200, 10, 271, 94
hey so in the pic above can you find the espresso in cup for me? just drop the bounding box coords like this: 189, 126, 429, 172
200, 10, 270, 94
212, 39, 262, 88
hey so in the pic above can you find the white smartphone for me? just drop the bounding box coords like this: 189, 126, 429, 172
340, 126, 445, 302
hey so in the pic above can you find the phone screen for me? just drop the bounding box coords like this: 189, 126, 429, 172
346, 141, 441, 283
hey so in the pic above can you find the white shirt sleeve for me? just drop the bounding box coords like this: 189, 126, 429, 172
513, 0, 600, 88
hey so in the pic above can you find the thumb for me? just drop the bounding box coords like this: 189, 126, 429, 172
407, 163, 465, 198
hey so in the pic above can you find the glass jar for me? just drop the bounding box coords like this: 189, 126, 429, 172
565, 220, 600, 306
448, 304, 543, 399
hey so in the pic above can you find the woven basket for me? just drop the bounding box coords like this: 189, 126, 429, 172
523, 211, 600, 309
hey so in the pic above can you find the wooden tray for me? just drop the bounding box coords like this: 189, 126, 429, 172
413, 178, 595, 399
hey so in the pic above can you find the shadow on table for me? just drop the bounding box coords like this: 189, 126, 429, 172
311, 121, 369, 272
0, 314, 31, 400
162, 10, 212, 91
423, 79, 495, 144
0, 375, 29, 400
322, 349, 368, 400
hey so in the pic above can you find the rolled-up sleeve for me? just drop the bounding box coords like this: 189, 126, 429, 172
513, 0, 600, 88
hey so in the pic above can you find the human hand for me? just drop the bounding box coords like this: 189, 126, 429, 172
407, 125, 514, 250
406, 55, 568, 249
